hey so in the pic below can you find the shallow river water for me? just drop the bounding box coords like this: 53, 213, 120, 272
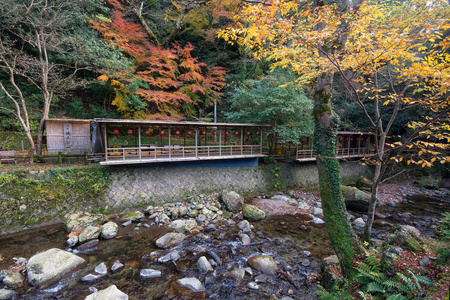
0, 194, 448, 300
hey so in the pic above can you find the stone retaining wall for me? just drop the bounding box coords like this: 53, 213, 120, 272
0, 161, 369, 234
103, 161, 369, 210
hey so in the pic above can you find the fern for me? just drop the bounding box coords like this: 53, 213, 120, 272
386, 294, 407, 300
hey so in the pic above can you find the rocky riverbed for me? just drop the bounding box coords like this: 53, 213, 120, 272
0, 181, 448, 299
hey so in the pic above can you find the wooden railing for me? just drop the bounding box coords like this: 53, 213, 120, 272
296, 147, 373, 160
105, 144, 264, 162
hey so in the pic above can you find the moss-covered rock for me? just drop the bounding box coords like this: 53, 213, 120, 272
243, 204, 266, 221
355, 176, 373, 192
413, 178, 441, 190
340, 185, 371, 212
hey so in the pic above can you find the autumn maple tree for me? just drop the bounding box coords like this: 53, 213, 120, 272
220, 0, 450, 276
92, 0, 227, 120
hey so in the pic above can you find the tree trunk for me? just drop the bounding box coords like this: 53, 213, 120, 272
313, 72, 363, 278
364, 163, 381, 242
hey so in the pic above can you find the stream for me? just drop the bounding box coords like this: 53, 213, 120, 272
0, 194, 448, 300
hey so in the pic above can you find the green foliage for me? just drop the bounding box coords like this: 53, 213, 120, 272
224, 69, 314, 152
354, 254, 433, 299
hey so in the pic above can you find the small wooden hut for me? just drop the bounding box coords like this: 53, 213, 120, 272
45, 119, 92, 154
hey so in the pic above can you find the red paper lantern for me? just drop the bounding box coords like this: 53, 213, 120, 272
356, 138, 359, 141
246, 131, 251, 135
212, 131, 216, 135
175, 130, 181, 135
160, 130, 165, 135
113, 129, 119, 135
255, 132, 259, 135
201, 130, 206, 135
128, 129, 133, 135
187, 130, 193, 135
346, 138, 349, 141
224, 131, 229, 135
145, 130, 151, 135
234, 131, 239, 135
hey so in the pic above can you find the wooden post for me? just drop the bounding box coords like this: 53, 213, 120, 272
195, 128, 198, 158
168, 126, 171, 158
104, 123, 108, 162
241, 127, 244, 155
84, 152, 88, 165
138, 126, 141, 160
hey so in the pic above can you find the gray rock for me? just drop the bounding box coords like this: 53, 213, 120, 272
158, 250, 180, 263
27, 248, 85, 287
248, 282, 259, 290
95, 263, 107, 275
243, 205, 266, 221
188, 209, 199, 218
228, 268, 245, 282
121, 211, 145, 222
237, 220, 252, 233
79, 226, 101, 243
14, 257, 27, 267
301, 259, 310, 267
177, 277, 206, 292
341, 185, 371, 212
221, 190, 244, 212
311, 218, 325, 224
81, 273, 102, 282
196, 214, 207, 223
3, 272, 24, 288
287, 199, 298, 206
323, 255, 339, 265
168, 220, 197, 233
64, 212, 105, 232
85, 284, 128, 300
101, 222, 118, 239
312, 207, 323, 216
297, 201, 311, 210
121, 220, 132, 227
0, 270, 7, 281
419, 257, 431, 267
67, 236, 78, 247
111, 260, 124, 272
248, 255, 278, 275
239, 233, 251, 245
140, 269, 162, 278
155, 232, 187, 249
400, 225, 421, 237
204, 224, 216, 232
197, 256, 213, 273
0, 289, 17, 300
271, 195, 291, 201
353, 217, 366, 230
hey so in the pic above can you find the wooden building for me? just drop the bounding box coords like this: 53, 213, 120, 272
93, 119, 270, 166
45, 119, 92, 154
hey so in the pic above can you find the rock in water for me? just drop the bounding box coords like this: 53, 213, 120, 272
121, 211, 145, 222
101, 222, 118, 239
140, 269, 162, 278
177, 277, 206, 292
64, 212, 105, 232
352, 217, 366, 230
247, 255, 278, 274
79, 226, 101, 243
237, 220, 252, 233
27, 248, 85, 287
85, 284, 128, 300
243, 205, 265, 221
197, 256, 213, 273
155, 233, 186, 249
221, 190, 244, 212
0, 289, 18, 300
111, 260, 124, 272
3, 272, 24, 288
341, 185, 371, 212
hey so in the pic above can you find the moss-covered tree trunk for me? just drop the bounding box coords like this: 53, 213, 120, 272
313, 71, 364, 278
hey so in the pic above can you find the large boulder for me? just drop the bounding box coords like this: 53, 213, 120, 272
79, 226, 101, 243
247, 255, 278, 275
221, 190, 244, 212
27, 248, 85, 287
341, 185, 371, 212
243, 205, 266, 221
85, 285, 128, 300
64, 212, 106, 232
0, 289, 17, 300
356, 176, 373, 192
